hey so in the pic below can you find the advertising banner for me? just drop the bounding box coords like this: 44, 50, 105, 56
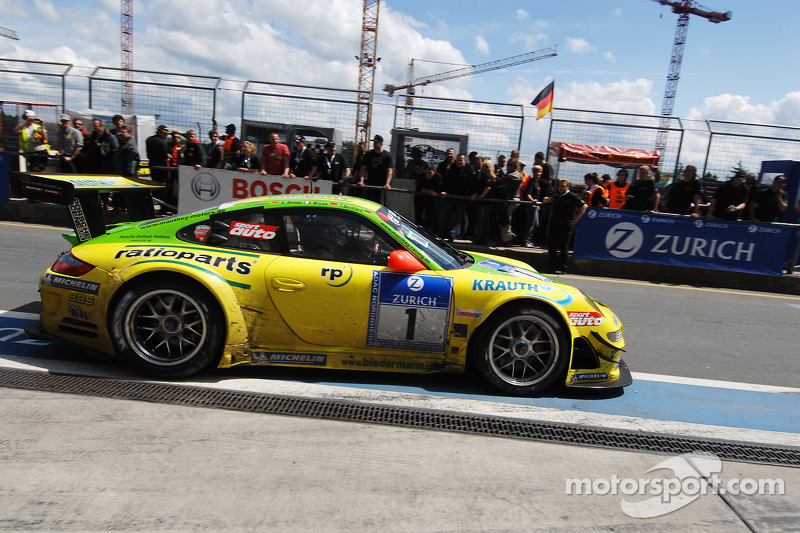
574, 208, 795, 277
178, 168, 332, 213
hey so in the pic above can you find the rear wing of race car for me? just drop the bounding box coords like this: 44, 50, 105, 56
9, 172, 164, 243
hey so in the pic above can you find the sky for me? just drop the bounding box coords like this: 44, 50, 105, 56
1, 0, 798, 163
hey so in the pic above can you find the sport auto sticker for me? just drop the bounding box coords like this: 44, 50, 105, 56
367, 272, 452, 352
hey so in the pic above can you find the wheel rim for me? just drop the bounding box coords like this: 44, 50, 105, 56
123, 289, 208, 366
487, 315, 560, 386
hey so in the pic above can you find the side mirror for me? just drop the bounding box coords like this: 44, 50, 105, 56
387, 250, 426, 273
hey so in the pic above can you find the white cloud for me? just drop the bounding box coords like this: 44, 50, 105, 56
510, 32, 549, 50
566, 37, 592, 54
507, 78, 656, 115
603, 51, 616, 62
687, 92, 800, 127
516, 9, 530, 21
474, 35, 490, 55
33, 0, 59, 23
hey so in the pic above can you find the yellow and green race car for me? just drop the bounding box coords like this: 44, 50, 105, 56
29, 194, 630, 395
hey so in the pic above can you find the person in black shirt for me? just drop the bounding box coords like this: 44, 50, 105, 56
358, 134, 393, 203
180, 129, 207, 170
309, 141, 350, 193
750, 176, 788, 223
415, 162, 443, 230
542, 178, 587, 274
710, 170, 748, 220
623, 165, 660, 211
438, 153, 477, 240
289, 135, 315, 180
665, 164, 701, 216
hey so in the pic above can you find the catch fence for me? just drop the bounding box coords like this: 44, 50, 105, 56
2, 58, 800, 183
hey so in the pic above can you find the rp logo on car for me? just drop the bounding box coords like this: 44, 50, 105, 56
321, 266, 352, 287
605, 222, 643, 259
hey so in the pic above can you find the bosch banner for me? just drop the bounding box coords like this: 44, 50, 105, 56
574, 208, 794, 277
178, 167, 333, 214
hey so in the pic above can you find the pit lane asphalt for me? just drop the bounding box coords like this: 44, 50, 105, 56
0, 215, 798, 530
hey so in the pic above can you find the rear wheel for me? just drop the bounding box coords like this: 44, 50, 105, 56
470, 306, 569, 395
110, 279, 224, 378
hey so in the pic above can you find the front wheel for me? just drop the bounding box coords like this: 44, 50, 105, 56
469, 306, 569, 395
110, 279, 225, 378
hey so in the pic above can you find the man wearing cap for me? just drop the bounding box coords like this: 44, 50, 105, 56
709, 170, 748, 220
359, 134, 393, 203
260, 132, 290, 177
56, 114, 83, 173
146, 124, 172, 184
289, 135, 315, 179
14, 110, 49, 172
750, 176, 788, 223
308, 140, 350, 193
221, 124, 241, 170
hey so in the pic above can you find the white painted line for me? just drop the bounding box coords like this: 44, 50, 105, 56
0, 311, 39, 320
631, 371, 800, 395
0, 357, 796, 447
169, 376, 800, 448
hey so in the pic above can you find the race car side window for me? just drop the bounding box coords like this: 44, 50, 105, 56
177, 207, 280, 253
279, 208, 399, 265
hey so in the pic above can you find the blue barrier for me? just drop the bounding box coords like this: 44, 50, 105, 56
574, 207, 796, 277
0, 152, 10, 203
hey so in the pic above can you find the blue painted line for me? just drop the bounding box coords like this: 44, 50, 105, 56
2, 314, 797, 434
313, 378, 800, 435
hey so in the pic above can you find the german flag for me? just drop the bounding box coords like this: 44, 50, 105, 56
531, 81, 554, 120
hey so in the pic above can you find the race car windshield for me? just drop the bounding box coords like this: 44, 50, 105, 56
376, 207, 470, 270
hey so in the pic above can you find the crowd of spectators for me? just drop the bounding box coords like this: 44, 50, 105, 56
15, 114, 791, 260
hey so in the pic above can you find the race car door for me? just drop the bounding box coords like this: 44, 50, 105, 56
263, 208, 452, 355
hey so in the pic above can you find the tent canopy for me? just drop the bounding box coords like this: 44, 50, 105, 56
549, 142, 660, 168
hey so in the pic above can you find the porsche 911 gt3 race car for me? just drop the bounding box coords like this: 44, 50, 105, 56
29, 194, 630, 395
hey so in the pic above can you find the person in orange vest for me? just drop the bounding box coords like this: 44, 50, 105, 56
221, 123, 241, 170
607, 168, 631, 209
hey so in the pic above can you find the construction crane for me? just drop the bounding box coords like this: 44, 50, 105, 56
121, 0, 134, 114
383, 47, 557, 97
354, 0, 380, 149
0, 26, 19, 40
652, 0, 731, 161
385, 46, 557, 130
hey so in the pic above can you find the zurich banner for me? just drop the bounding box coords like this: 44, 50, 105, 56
574, 208, 795, 277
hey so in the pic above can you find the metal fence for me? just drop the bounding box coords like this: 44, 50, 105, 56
2, 58, 800, 181
242, 81, 360, 138
546, 108, 684, 183
703, 120, 800, 180
89, 67, 220, 135
394, 95, 524, 160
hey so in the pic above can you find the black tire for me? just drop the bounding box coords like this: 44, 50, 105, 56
110, 279, 225, 378
469, 306, 569, 395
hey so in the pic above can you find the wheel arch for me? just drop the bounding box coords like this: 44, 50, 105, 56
467, 296, 575, 369
106, 268, 250, 354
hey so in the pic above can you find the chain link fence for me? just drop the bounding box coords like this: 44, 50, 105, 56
546, 108, 684, 184
703, 120, 800, 180
2, 58, 800, 184
394, 95, 524, 160
89, 67, 219, 135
